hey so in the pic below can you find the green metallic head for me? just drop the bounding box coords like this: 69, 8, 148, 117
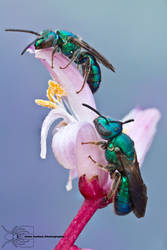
34, 30, 58, 49
5, 28, 58, 54
94, 116, 123, 140
82, 103, 134, 140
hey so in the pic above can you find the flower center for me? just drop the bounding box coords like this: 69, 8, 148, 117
35, 80, 66, 109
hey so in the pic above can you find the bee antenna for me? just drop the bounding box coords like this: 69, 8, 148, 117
107, 119, 134, 125
82, 103, 109, 124
122, 119, 134, 125
82, 103, 102, 116
21, 38, 39, 55
5, 29, 40, 36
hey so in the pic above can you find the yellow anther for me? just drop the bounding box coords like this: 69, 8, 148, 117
35, 80, 66, 110
47, 87, 55, 103
47, 80, 66, 102
35, 99, 57, 109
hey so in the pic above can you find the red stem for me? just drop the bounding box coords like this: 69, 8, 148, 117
54, 198, 101, 250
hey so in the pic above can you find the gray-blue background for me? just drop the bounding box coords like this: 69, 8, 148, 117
0, 1, 166, 249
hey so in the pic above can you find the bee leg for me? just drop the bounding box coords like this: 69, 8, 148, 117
51, 45, 59, 68
88, 155, 121, 201
88, 155, 117, 175
88, 155, 109, 172
60, 49, 81, 69
76, 57, 91, 94
106, 172, 121, 200
81, 141, 107, 149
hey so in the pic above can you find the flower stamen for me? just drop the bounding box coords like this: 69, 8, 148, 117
47, 80, 66, 102
35, 99, 57, 109
35, 80, 67, 109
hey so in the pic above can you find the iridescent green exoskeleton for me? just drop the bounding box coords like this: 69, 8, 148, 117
82, 104, 147, 218
5, 28, 115, 94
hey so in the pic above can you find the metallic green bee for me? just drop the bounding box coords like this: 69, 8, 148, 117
5, 29, 115, 93
82, 104, 147, 218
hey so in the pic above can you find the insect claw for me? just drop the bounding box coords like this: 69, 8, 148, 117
88, 155, 96, 164
76, 88, 83, 94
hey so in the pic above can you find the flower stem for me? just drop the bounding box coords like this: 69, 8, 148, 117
54, 198, 101, 250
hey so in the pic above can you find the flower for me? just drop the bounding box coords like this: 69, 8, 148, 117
32, 48, 161, 250
33, 48, 161, 196
35, 80, 161, 194
33, 48, 109, 191
35, 79, 109, 193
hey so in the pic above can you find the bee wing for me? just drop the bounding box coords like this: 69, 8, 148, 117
115, 149, 148, 218
69, 37, 115, 72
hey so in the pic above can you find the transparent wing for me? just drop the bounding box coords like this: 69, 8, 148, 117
69, 37, 115, 72
116, 149, 148, 218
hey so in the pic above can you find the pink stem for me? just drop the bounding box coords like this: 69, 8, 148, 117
54, 198, 101, 250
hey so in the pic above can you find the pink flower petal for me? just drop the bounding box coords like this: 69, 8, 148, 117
76, 123, 111, 190
35, 49, 97, 122
52, 121, 111, 191
122, 107, 144, 132
123, 108, 161, 165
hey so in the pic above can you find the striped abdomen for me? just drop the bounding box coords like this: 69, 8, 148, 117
114, 176, 133, 215
76, 52, 101, 93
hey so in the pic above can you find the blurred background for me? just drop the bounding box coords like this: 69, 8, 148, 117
0, 0, 166, 249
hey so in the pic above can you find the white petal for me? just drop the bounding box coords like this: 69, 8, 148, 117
35, 49, 97, 122
52, 122, 85, 170
123, 108, 161, 165
40, 108, 74, 159
66, 168, 78, 191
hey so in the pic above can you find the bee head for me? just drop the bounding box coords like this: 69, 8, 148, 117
5, 28, 58, 54
82, 104, 134, 140
94, 117, 122, 140
34, 30, 58, 49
